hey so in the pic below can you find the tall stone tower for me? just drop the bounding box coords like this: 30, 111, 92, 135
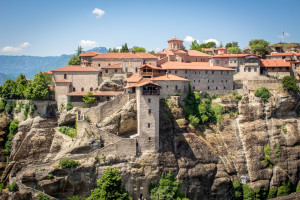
136, 82, 160, 152
168, 37, 183, 50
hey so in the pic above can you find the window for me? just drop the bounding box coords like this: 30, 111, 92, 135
185, 70, 187, 74
115, 69, 118, 73
136, 68, 138, 73
226, 80, 227, 83
254, 67, 257, 72
212, 71, 214, 74
234, 58, 237, 63
108, 63, 111, 66
225, 60, 228, 64
64, 74, 67, 79
240, 60, 243, 64
195, 71, 196, 74
216, 60, 219, 64
90, 87, 93, 91
148, 109, 151, 114
237, 67, 240, 72
98, 64, 100, 67
230, 59, 233, 63
199, 71, 200, 74
208, 80, 209, 83
194, 80, 195, 82
216, 87, 218, 90
169, 70, 171, 74
175, 85, 178, 90
193, 86, 195, 90
221, 71, 223, 74
148, 123, 151, 128
248, 68, 251, 72
106, 97, 110, 101
149, 137, 151, 141
105, 69, 108, 73
73, 87, 76, 92
208, 86, 210, 90
81, 87, 84, 91
205, 70, 208, 74
224, 86, 226, 89
148, 99, 151, 103
244, 67, 246, 72
175, 70, 177, 74
166, 85, 168, 88
227, 71, 229, 75
286, 67, 289, 70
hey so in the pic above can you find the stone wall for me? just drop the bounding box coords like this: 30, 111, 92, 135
152, 80, 189, 100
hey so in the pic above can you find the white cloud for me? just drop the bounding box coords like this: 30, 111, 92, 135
0, 42, 30, 53
115, 46, 122, 50
203, 39, 220, 46
79, 40, 98, 48
184, 36, 199, 43
92, 8, 105, 18
278, 32, 290, 39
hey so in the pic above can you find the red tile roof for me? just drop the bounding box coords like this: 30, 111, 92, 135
79, 51, 100, 57
125, 78, 151, 88
168, 37, 183, 42
161, 61, 235, 70
204, 48, 213, 52
44, 71, 52, 75
93, 52, 157, 59
266, 52, 295, 57
151, 74, 189, 81
155, 51, 167, 55
127, 75, 143, 83
67, 91, 124, 96
213, 54, 257, 58
101, 63, 122, 69
163, 48, 175, 56
51, 65, 99, 72
218, 47, 226, 50
56, 79, 72, 83
175, 50, 188, 54
187, 50, 211, 57
139, 63, 162, 70
260, 59, 291, 67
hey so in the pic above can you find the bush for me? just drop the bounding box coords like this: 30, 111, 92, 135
8, 181, 18, 192
255, 87, 272, 102
66, 102, 73, 111
29, 103, 36, 115
268, 187, 276, 199
5, 101, 13, 114
235, 94, 242, 101
263, 144, 274, 167
38, 193, 50, 200
24, 103, 29, 120
212, 103, 224, 124
0, 100, 6, 112
0, 183, 4, 193
59, 158, 80, 169
211, 94, 218, 99
188, 115, 200, 128
276, 143, 281, 158
242, 184, 255, 200
4, 120, 19, 155
282, 76, 299, 93
277, 179, 294, 197
233, 180, 243, 200
83, 91, 96, 104
59, 126, 77, 138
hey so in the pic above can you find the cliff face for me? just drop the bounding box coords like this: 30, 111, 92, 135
0, 92, 299, 200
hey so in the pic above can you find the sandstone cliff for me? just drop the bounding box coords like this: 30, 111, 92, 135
0, 91, 299, 200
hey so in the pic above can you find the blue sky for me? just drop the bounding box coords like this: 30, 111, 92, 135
0, 0, 299, 56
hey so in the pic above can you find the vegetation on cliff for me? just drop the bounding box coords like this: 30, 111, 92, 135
282, 76, 299, 93
254, 87, 272, 102
83, 91, 96, 105
86, 168, 132, 200
3, 119, 19, 155
59, 158, 80, 169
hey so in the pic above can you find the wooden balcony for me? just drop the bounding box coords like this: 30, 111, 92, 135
141, 72, 166, 77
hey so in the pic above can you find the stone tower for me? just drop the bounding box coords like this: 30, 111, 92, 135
168, 37, 183, 50
136, 82, 160, 152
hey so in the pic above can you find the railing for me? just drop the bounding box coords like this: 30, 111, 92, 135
141, 72, 165, 77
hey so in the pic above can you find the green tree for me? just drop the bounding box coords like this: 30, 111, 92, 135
120, 43, 129, 53
25, 72, 51, 100
76, 46, 83, 56
4, 120, 19, 155
16, 73, 28, 98
254, 87, 272, 102
0, 85, 3, 97
68, 55, 81, 65
226, 42, 233, 48
243, 184, 255, 200
282, 76, 299, 93
132, 46, 146, 52
112, 48, 119, 53
277, 179, 294, 197
249, 39, 270, 57
267, 187, 275, 198
1, 79, 18, 99
148, 50, 155, 55
226, 42, 239, 48
83, 91, 96, 104
227, 47, 242, 54
182, 44, 186, 50
205, 41, 216, 48
150, 172, 186, 200
86, 168, 132, 200
233, 180, 243, 200
66, 102, 73, 111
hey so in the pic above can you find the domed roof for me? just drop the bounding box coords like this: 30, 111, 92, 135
168, 37, 183, 42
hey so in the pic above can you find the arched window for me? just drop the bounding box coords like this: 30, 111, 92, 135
73, 87, 76, 92
175, 85, 178, 90
81, 87, 84, 91
64, 74, 67, 79
90, 87, 93, 91
108, 63, 111, 66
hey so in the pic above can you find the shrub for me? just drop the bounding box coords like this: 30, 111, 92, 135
255, 87, 272, 102
24, 103, 30, 120
5, 102, 13, 114
29, 103, 36, 115
211, 94, 218, 99
4, 120, 19, 155
0, 100, 6, 112
59, 126, 77, 138
277, 179, 294, 197
47, 173, 53, 179
276, 143, 281, 158
68, 196, 85, 200
8, 181, 18, 192
84, 116, 91, 123
263, 144, 274, 167
188, 115, 200, 128
242, 184, 255, 200
235, 94, 242, 101
83, 91, 96, 104
38, 193, 50, 200
267, 187, 275, 199
282, 76, 299, 93
59, 158, 80, 169
66, 102, 73, 111
233, 180, 243, 200
212, 103, 224, 124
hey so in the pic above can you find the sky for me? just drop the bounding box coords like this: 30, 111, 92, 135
0, 0, 299, 56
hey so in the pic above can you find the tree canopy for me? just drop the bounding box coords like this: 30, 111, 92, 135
149, 172, 187, 200
1, 79, 18, 99
190, 40, 216, 52
148, 50, 155, 55
227, 47, 242, 54
25, 72, 51, 100
225, 41, 239, 48
16, 73, 28, 98
120, 43, 129, 53
132, 46, 146, 53
83, 91, 96, 104
282, 76, 299, 93
76, 46, 83, 56
249, 39, 270, 57
68, 55, 81, 65
86, 168, 132, 200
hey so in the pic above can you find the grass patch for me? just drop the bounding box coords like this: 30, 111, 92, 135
59, 158, 80, 169
280, 125, 287, 134
59, 126, 77, 138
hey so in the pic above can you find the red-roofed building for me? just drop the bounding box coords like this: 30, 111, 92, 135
155, 38, 211, 65
79, 51, 100, 67
260, 59, 291, 79
265, 52, 297, 61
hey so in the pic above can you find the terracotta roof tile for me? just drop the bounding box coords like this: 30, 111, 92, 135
218, 47, 226, 50
101, 63, 122, 69
187, 50, 211, 57
266, 52, 295, 57
56, 79, 72, 83
93, 52, 156, 59
67, 91, 124, 96
44, 71, 52, 75
127, 75, 143, 83
139, 63, 162, 70
161, 61, 235, 71
168, 37, 183, 42
51, 65, 99, 72
163, 48, 175, 56
260, 59, 291, 67
151, 74, 189, 81
213, 54, 258, 58
79, 51, 100, 57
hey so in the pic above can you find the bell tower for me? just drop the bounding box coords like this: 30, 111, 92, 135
168, 37, 183, 50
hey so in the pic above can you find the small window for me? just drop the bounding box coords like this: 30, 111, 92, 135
98, 64, 100, 67
226, 80, 228, 83
73, 87, 76, 92
105, 69, 108, 73
166, 85, 168, 88
195, 71, 196, 74
175, 70, 177, 74
199, 71, 200, 74
115, 69, 118, 73
244, 67, 246, 72
205, 70, 208, 74
149, 137, 151, 141
227, 71, 229, 75
216, 87, 218, 90
248, 68, 251, 72
108, 63, 111, 66
81, 87, 84, 91
169, 70, 171, 74
208, 86, 210, 90
175, 85, 178, 90
224, 86, 226, 89
216, 60, 219, 64
194, 80, 195, 82
212, 71, 214, 74
254, 67, 257, 72
136, 68, 138, 73
193, 86, 195, 90
64, 74, 67, 79
148, 109, 151, 114
230, 59, 233, 63
225, 60, 228, 64
90, 87, 93, 91
208, 80, 209, 83
234, 59, 237, 63
185, 70, 187, 74
221, 71, 223, 74
148, 123, 150, 128
106, 97, 110, 101
148, 99, 151, 103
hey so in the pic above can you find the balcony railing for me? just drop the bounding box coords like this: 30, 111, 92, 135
141, 72, 166, 77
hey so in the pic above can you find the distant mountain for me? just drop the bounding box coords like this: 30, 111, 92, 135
0, 47, 108, 85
